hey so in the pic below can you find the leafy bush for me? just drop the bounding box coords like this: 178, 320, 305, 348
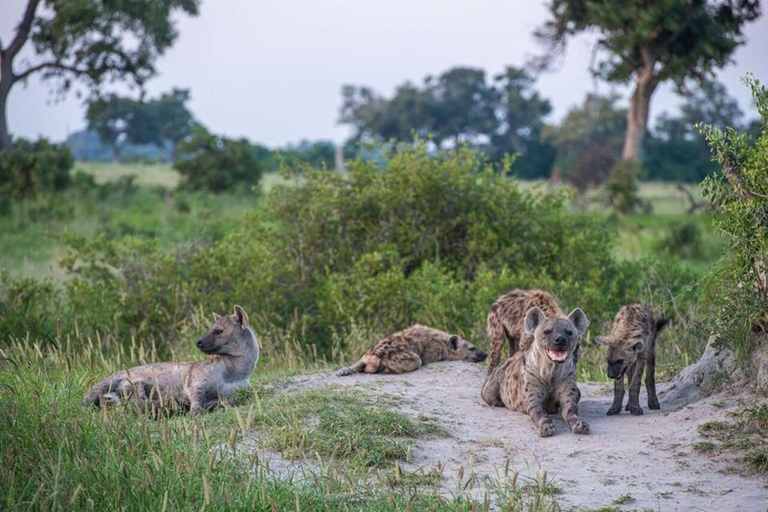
174, 127, 263, 192
1, 143, 696, 375
700, 74, 768, 358
0, 138, 73, 200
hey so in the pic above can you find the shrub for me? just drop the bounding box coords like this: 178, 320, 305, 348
174, 126, 263, 192
700, 74, 768, 358
0, 138, 73, 200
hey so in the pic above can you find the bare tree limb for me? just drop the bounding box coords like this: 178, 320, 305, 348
14, 61, 89, 82
6, 0, 41, 60
676, 182, 708, 214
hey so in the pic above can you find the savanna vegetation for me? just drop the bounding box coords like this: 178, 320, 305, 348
1, 0, 766, 509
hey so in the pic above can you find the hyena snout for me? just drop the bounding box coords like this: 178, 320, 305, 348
196, 337, 217, 353
554, 335, 567, 348
473, 348, 488, 362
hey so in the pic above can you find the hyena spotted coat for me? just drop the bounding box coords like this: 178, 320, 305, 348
596, 303, 668, 416
84, 306, 259, 415
337, 324, 487, 376
486, 290, 578, 374
482, 305, 590, 437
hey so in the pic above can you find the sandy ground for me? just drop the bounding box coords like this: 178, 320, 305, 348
279, 361, 767, 511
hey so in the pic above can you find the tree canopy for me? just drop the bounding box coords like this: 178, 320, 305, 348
0, 0, 200, 150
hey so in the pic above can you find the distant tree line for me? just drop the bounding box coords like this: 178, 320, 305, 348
340, 66, 761, 185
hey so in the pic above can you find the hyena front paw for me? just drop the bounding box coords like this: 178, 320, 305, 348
571, 420, 590, 435
538, 420, 556, 437
628, 404, 644, 416
606, 405, 622, 416
648, 397, 660, 410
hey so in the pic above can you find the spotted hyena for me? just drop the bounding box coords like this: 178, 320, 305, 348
482, 303, 590, 437
486, 289, 579, 374
337, 324, 487, 376
83, 306, 259, 415
596, 303, 668, 416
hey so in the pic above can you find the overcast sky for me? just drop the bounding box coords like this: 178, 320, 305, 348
3, 0, 768, 147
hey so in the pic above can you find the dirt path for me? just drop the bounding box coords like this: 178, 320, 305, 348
285, 362, 767, 511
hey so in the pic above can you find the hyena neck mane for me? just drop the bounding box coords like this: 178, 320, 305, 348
214, 327, 260, 381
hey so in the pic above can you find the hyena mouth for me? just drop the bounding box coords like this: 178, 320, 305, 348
546, 349, 569, 363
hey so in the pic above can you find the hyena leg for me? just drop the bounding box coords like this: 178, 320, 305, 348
557, 383, 590, 434
525, 385, 556, 437
337, 360, 366, 377
646, 352, 660, 410
486, 310, 505, 374
607, 376, 625, 416
626, 360, 646, 415
481, 369, 504, 407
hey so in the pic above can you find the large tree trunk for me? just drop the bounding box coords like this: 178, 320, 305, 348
0, 58, 13, 151
621, 73, 656, 162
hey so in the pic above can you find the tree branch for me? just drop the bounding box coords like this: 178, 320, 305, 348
14, 61, 89, 82
6, 0, 41, 59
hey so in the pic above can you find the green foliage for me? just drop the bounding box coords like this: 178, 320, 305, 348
546, 93, 626, 191
174, 127, 264, 192
340, 66, 555, 178
644, 81, 746, 182
700, 75, 768, 354
0, 137, 73, 201
0, 143, 698, 380
86, 89, 196, 156
605, 160, 646, 215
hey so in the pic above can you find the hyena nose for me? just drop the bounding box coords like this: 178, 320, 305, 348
555, 335, 566, 346
196, 338, 204, 348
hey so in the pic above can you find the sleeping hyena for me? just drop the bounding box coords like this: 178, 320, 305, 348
482, 303, 590, 436
83, 305, 259, 415
486, 289, 578, 375
596, 303, 669, 416
337, 324, 487, 376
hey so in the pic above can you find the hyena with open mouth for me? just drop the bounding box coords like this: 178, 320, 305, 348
83, 305, 259, 415
596, 303, 668, 416
482, 290, 590, 437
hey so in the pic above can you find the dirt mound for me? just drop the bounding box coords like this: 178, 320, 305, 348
284, 362, 767, 511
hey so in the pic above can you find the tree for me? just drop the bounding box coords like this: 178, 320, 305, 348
0, 0, 200, 151
340, 65, 554, 175
547, 93, 626, 191
644, 80, 744, 182
86, 89, 196, 158
536, 0, 761, 190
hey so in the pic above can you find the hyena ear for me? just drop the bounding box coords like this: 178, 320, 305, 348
632, 340, 645, 352
595, 335, 608, 346
449, 335, 460, 351
233, 305, 249, 329
213, 312, 223, 322
567, 308, 589, 335
524, 307, 546, 333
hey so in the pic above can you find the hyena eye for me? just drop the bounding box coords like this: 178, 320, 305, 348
543, 329, 552, 335
565, 329, 573, 336
616, 359, 625, 365
214, 329, 223, 335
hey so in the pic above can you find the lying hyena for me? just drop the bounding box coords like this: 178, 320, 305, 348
83, 305, 259, 415
337, 324, 487, 376
482, 300, 590, 437
596, 303, 668, 416
486, 289, 577, 374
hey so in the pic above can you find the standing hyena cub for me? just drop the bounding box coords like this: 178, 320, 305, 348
482, 290, 590, 437
337, 324, 487, 376
84, 306, 259, 415
596, 304, 668, 416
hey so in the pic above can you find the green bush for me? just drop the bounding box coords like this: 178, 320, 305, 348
173, 126, 263, 192
6, 144, 678, 353
0, 138, 73, 200
700, 75, 768, 358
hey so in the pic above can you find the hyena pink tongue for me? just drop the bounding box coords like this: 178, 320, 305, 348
546, 349, 569, 362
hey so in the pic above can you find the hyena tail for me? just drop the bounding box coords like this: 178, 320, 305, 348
83, 375, 123, 407
655, 317, 670, 334
337, 361, 365, 377
486, 306, 507, 375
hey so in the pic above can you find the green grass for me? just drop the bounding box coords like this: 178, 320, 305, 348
0, 338, 561, 511
695, 404, 768, 473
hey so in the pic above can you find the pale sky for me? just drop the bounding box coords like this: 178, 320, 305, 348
3, 0, 768, 147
